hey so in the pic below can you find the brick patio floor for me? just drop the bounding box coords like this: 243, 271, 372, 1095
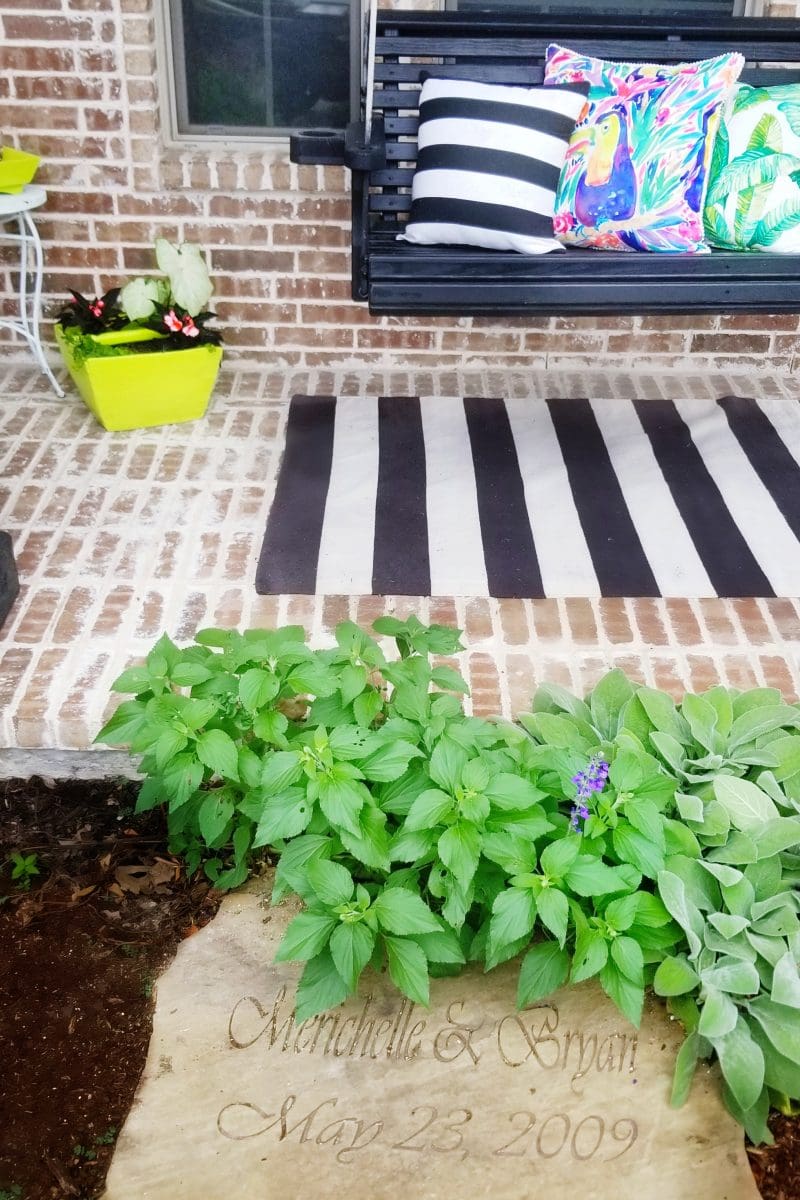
1, 358, 799, 759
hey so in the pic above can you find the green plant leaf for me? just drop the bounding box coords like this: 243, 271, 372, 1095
154, 238, 213, 315
565, 857, 632, 898
373, 888, 441, 935
713, 775, 779, 832
329, 921, 375, 991
339, 803, 392, 872
771, 951, 800, 1009
599, 960, 643, 1027
384, 935, 430, 1006
517, 942, 570, 1007
536, 886, 569, 948
489, 887, 537, 954
610, 936, 644, 986
613, 825, 664, 879
571, 928, 608, 983
654, 955, 701, 997
485, 773, 545, 812
306, 858, 354, 907
754, 817, 800, 859
294, 947, 350, 1023
405, 788, 454, 831
748, 996, 800, 1061
271, 834, 334, 901
253, 789, 313, 847
238, 667, 280, 712
481, 831, 535, 875
431, 665, 469, 694
197, 793, 233, 845
698, 987, 738, 1039
317, 776, 365, 837
428, 738, 468, 793
671, 1031, 701, 1107
413, 927, 465, 965
359, 739, 424, 783
590, 669, 635, 739
195, 729, 239, 781
657, 871, 704, 959
714, 1016, 766, 1113
701, 958, 760, 996
353, 689, 383, 728
438, 821, 481, 891
275, 912, 337, 963
540, 837, 581, 880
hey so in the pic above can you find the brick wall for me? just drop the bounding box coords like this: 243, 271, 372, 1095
1, 0, 800, 373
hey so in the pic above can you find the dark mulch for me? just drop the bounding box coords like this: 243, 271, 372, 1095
0, 775, 796, 1200
0, 777, 221, 1200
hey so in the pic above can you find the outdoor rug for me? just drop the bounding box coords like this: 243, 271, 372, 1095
255, 393, 800, 598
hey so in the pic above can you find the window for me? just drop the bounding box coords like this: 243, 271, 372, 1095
166, 0, 359, 139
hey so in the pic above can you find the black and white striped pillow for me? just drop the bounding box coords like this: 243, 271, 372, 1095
399, 77, 590, 255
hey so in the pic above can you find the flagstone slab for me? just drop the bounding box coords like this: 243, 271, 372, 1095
104, 880, 759, 1200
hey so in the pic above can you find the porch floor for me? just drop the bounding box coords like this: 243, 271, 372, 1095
1, 359, 799, 763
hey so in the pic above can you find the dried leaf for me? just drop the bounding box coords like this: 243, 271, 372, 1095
71, 884, 96, 902
114, 865, 150, 894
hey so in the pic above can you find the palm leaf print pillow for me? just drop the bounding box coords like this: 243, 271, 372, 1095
704, 83, 800, 252
544, 45, 743, 253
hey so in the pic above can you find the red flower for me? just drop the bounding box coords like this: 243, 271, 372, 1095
89, 298, 105, 317
163, 309, 183, 332
181, 315, 199, 338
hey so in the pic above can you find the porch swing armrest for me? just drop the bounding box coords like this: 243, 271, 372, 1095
289, 129, 347, 165
344, 120, 386, 171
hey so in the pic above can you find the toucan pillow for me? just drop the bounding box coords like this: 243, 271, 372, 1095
399, 76, 590, 255
544, 44, 744, 253
705, 83, 800, 252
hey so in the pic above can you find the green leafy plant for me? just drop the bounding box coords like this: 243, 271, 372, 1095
56, 238, 222, 359
0, 1185, 23, 1200
98, 621, 800, 1141
7, 851, 40, 891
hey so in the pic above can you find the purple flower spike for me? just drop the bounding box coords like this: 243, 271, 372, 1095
568, 753, 608, 833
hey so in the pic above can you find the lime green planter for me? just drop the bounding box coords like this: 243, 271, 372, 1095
55, 325, 223, 432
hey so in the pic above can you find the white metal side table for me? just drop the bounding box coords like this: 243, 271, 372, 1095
0, 184, 64, 397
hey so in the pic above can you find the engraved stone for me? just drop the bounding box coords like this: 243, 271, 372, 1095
103, 880, 759, 1200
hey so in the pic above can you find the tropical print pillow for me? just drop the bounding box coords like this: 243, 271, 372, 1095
704, 83, 800, 253
544, 44, 744, 253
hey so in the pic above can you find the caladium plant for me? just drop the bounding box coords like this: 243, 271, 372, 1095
56, 238, 222, 357
96, 622, 800, 1142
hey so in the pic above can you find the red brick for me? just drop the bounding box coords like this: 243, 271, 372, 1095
564, 597, 597, 642
665, 598, 702, 644
686, 655, 722, 694
598, 599, 633, 645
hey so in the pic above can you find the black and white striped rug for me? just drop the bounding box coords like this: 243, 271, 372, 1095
255, 393, 800, 598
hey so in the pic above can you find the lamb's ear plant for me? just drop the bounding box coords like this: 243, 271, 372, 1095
97, 630, 800, 1142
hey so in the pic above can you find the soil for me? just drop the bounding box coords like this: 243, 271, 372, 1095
0, 776, 221, 1200
0, 776, 797, 1200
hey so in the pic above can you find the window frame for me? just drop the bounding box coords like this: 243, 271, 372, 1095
158, 0, 362, 146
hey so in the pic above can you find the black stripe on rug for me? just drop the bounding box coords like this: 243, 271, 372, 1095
255, 395, 336, 594
633, 398, 774, 599
546, 397, 659, 596
718, 395, 800, 542
372, 397, 431, 595
465, 396, 544, 597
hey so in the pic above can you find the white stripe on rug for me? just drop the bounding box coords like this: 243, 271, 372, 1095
315, 396, 380, 593
590, 397, 714, 597
420, 396, 489, 596
505, 395, 599, 596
